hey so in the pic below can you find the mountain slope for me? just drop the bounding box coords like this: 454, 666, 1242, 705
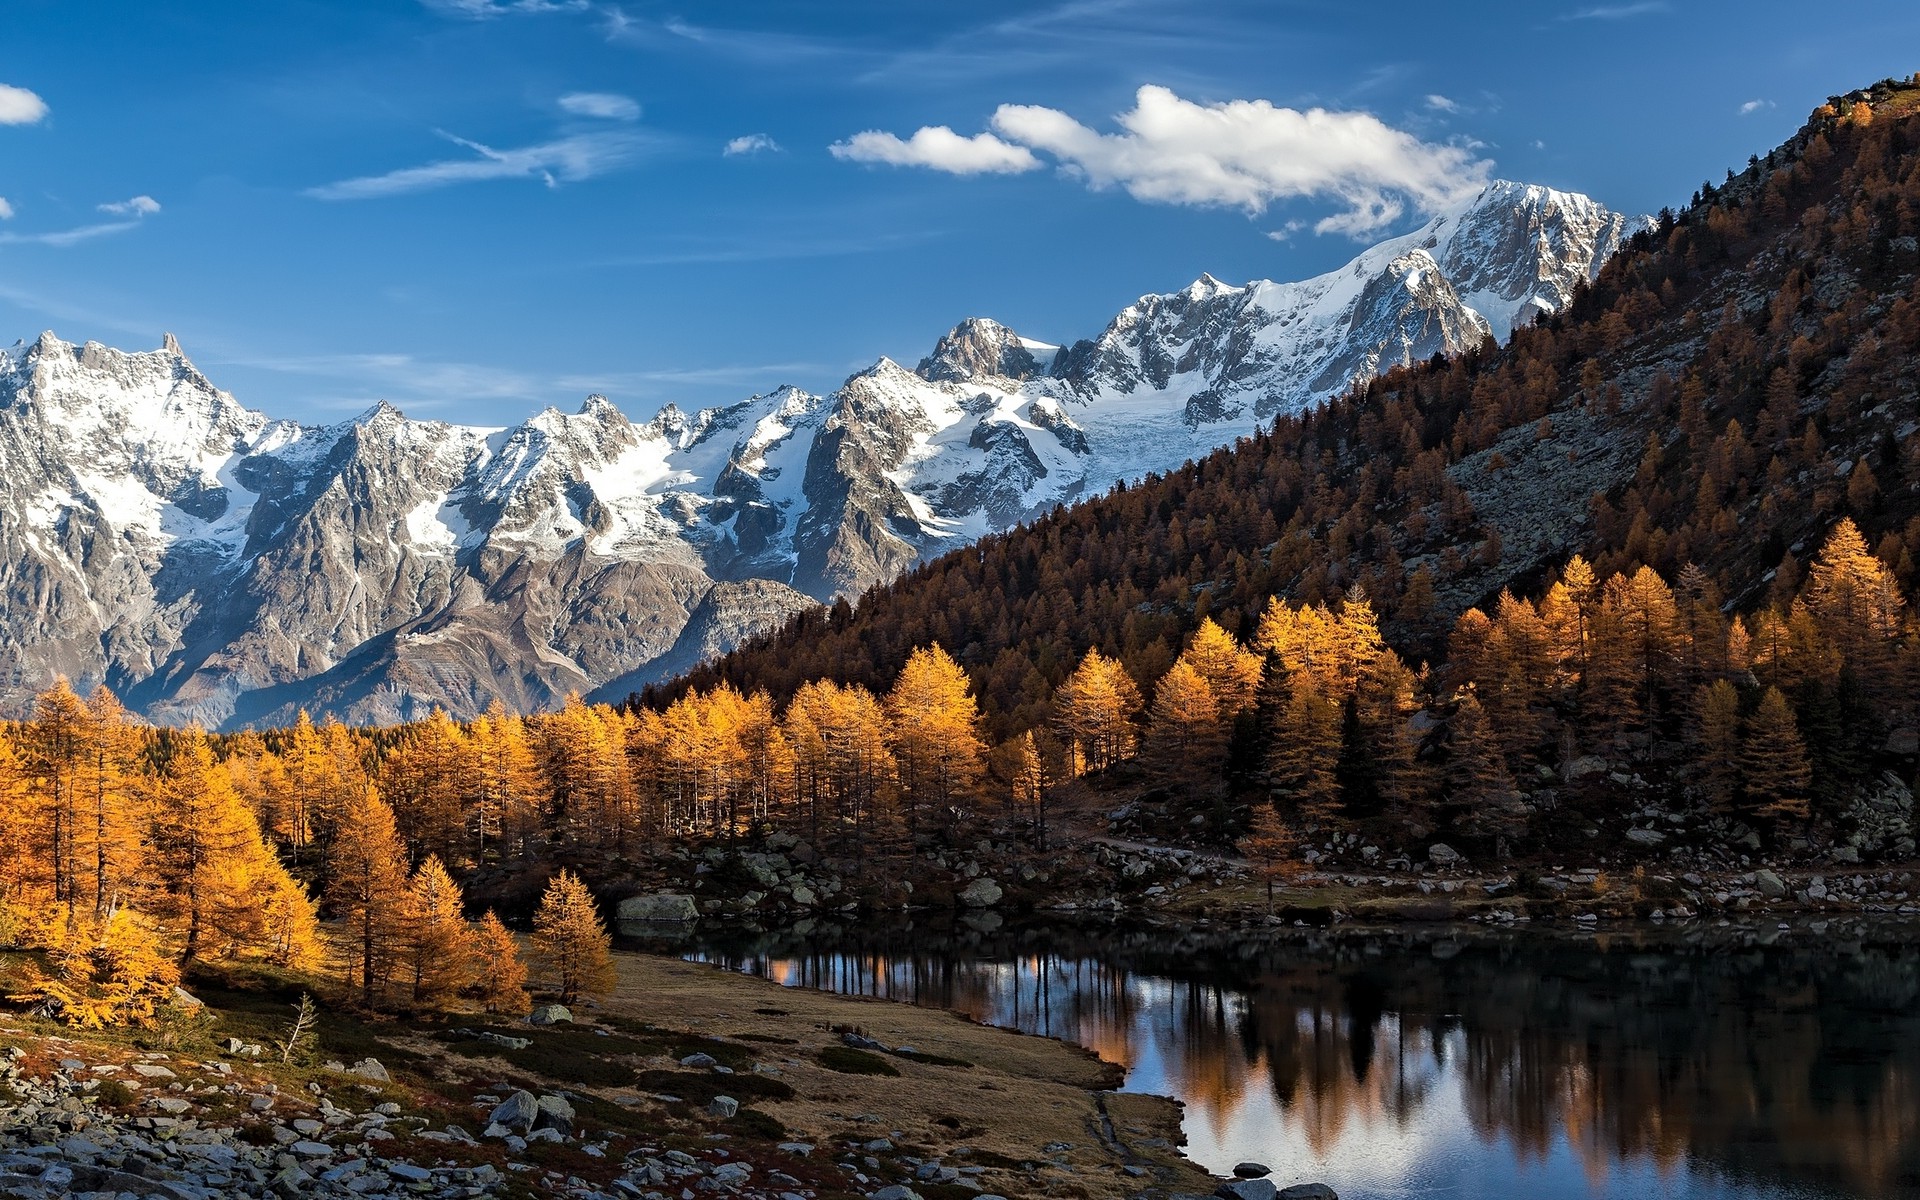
653, 80, 1920, 737
0, 180, 1640, 728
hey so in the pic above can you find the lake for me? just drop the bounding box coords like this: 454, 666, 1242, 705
625, 916, 1920, 1200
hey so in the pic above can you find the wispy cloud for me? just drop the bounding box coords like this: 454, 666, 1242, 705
724, 133, 781, 157
837, 86, 1491, 238
586, 227, 944, 269
831, 127, 1039, 175
0, 220, 145, 248
420, 0, 588, 18
0, 194, 161, 247
0, 84, 48, 125
602, 10, 852, 65
1424, 94, 1460, 113
217, 349, 547, 411
1562, 1, 1666, 18
558, 91, 640, 121
307, 129, 647, 200
555, 361, 847, 393
1739, 99, 1775, 116
98, 195, 162, 216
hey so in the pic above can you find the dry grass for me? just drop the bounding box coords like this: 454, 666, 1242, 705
602, 952, 1213, 1199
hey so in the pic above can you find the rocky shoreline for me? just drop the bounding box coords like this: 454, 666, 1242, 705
603, 826, 1920, 937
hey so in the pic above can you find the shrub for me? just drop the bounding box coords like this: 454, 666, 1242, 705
817, 1046, 899, 1076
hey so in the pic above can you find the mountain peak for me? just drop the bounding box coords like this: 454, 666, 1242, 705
162, 331, 184, 356
355, 399, 405, 425
916, 317, 1046, 384
579, 393, 623, 420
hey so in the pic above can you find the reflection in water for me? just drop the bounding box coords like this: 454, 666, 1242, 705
659, 921, 1920, 1200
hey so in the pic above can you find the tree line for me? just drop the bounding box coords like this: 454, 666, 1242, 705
5, 516, 1907, 1027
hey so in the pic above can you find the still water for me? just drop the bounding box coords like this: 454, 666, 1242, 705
637, 918, 1920, 1200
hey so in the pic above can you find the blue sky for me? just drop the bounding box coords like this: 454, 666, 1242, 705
0, 0, 1915, 426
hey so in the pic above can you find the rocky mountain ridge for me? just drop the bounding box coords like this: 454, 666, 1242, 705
0, 179, 1642, 727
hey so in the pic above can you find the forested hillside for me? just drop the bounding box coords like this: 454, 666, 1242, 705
651, 78, 1920, 742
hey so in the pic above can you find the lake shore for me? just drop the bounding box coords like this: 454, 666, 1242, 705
598, 951, 1220, 1199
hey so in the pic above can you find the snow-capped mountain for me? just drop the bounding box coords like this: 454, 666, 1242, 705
0, 180, 1642, 727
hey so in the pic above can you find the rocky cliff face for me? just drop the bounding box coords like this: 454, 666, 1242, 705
0, 180, 1641, 727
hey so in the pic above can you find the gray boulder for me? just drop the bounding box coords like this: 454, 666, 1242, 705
1278, 1186, 1339, 1200
707, 1095, 739, 1118
346, 1057, 389, 1082
527, 1004, 573, 1026
475, 1030, 530, 1050
533, 1094, 575, 1135
488, 1090, 538, 1133
617, 893, 699, 923
1754, 869, 1787, 898
1234, 1162, 1272, 1178
959, 877, 1003, 908
1216, 1181, 1277, 1200
1427, 843, 1463, 867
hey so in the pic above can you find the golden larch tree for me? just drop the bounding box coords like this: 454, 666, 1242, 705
1740, 686, 1813, 826
471, 910, 530, 1016
78, 687, 145, 919
1145, 660, 1225, 781
885, 644, 987, 837
1177, 619, 1263, 721
405, 855, 476, 1007
1054, 650, 1142, 774
531, 869, 615, 1005
24, 679, 92, 907
148, 731, 275, 962
327, 787, 413, 1008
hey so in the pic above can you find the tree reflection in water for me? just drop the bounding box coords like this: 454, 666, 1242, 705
656, 920, 1920, 1200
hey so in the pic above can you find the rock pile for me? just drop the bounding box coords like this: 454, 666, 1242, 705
0, 1041, 836, 1200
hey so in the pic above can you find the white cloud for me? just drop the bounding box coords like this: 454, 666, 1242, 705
0, 84, 48, 125
0, 198, 12, 220
1739, 99, 1775, 116
559, 91, 640, 121
307, 129, 645, 200
724, 133, 781, 156
97, 195, 162, 216
830, 126, 1040, 175
1424, 94, 1460, 113
979, 85, 1489, 236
